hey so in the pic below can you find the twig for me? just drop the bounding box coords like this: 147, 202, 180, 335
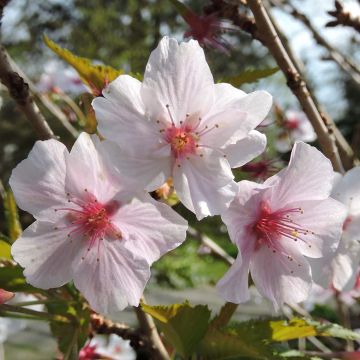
326, 0, 360, 33
275, 0, 360, 86
246, 0, 344, 173
0, 46, 56, 140
134, 296, 170, 360
187, 226, 234, 265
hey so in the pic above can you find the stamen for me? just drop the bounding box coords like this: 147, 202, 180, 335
165, 104, 176, 126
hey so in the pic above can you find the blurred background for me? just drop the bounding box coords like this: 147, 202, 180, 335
0, 0, 359, 358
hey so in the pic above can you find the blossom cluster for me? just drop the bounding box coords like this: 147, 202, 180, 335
9, 37, 357, 314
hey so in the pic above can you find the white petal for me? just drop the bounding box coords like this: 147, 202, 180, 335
269, 141, 335, 208
284, 198, 347, 258
11, 221, 81, 289
99, 140, 172, 192
73, 240, 150, 314
212, 83, 247, 110
346, 213, 360, 241
141, 37, 214, 125
112, 196, 187, 265
65, 133, 118, 202
93, 75, 162, 153
332, 237, 360, 291
173, 148, 236, 219
223, 130, 267, 168
217, 254, 251, 303
250, 242, 312, 309
9, 139, 68, 221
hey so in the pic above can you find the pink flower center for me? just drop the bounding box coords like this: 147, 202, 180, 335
254, 201, 314, 257
165, 125, 198, 159
284, 118, 299, 130
55, 190, 122, 260
343, 216, 352, 230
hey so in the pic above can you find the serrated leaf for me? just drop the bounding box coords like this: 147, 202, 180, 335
142, 301, 211, 357
226, 67, 279, 87
44, 35, 124, 95
271, 318, 360, 342
0, 240, 11, 260
3, 189, 22, 242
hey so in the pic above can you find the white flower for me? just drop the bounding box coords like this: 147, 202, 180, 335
217, 142, 347, 309
10, 133, 187, 314
92, 36, 272, 219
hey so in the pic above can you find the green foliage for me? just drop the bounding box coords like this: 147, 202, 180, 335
0, 240, 11, 260
3, 188, 22, 243
44, 35, 124, 94
0, 265, 39, 293
152, 237, 229, 288
142, 301, 211, 357
47, 297, 91, 360
168, 0, 190, 18
226, 67, 279, 87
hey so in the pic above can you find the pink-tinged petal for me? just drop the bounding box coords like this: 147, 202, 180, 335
283, 198, 347, 258
332, 238, 360, 291
346, 214, 360, 241
269, 142, 335, 208
99, 140, 172, 192
73, 240, 150, 314
11, 221, 82, 289
173, 148, 236, 219
65, 133, 118, 202
223, 130, 267, 168
9, 139, 68, 221
216, 254, 251, 303
93, 75, 162, 153
250, 242, 312, 309
141, 37, 214, 125
222, 180, 266, 247
0, 289, 14, 304
112, 197, 187, 265
332, 166, 360, 213
210, 84, 272, 129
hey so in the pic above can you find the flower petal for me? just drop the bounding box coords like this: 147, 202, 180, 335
269, 141, 335, 208
223, 130, 267, 168
173, 148, 236, 219
112, 196, 187, 265
93, 75, 163, 154
250, 241, 312, 309
99, 140, 172, 192
9, 139, 68, 221
283, 198, 347, 258
73, 239, 150, 314
11, 221, 82, 289
141, 37, 214, 125
216, 254, 251, 303
65, 133, 118, 202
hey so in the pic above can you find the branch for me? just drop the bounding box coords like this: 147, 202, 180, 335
245, 0, 344, 173
0, 46, 55, 140
275, 0, 360, 86
326, 0, 360, 33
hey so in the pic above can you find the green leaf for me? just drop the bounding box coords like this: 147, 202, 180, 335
142, 301, 211, 357
226, 67, 279, 87
0, 240, 11, 260
47, 300, 90, 360
3, 189, 22, 243
44, 35, 124, 95
0, 265, 39, 293
168, 0, 191, 18
270, 318, 360, 342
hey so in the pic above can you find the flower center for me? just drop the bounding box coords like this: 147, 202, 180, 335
254, 201, 314, 254
55, 190, 122, 256
284, 119, 299, 130
165, 125, 197, 159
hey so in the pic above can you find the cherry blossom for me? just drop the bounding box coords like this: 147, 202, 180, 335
0, 289, 14, 305
10, 132, 187, 314
93, 37, 272, 219
312, 167, 360, 291
217, 141, 347, 309
275, 109, 317, 153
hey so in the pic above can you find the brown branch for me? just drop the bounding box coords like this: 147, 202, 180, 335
326, 0, 360, 33
0, 46, 55, 140
134, 297, 170, 360
275, 0, 360, 86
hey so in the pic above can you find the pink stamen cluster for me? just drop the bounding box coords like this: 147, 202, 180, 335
253, 202, 314, 268
55, 190, 122, 261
